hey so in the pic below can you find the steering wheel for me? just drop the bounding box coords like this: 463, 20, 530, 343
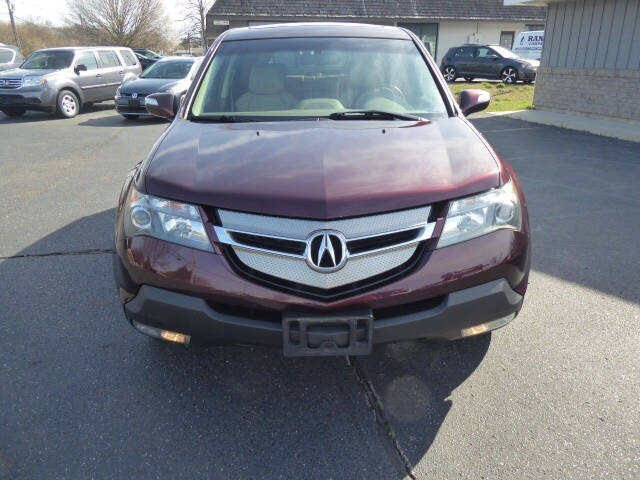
355, 85, 407, 108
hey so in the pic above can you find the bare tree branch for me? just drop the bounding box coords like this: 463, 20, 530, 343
65, 0, 172, 49
180, 0, 214, 51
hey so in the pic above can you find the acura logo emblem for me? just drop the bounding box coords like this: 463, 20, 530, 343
306, 230, 348, 273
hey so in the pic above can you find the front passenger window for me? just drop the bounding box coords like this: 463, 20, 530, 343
76, 52, 98, 70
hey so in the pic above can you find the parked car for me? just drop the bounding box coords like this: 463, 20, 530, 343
114, 23, 530, 356
441, 44, 539, 83
133, 49, 162, 60
115, 56, 203, 119
0, 45, 23, 72
133, 49, 162, 71
512, 31, 544, 61
0, 46, 141, 118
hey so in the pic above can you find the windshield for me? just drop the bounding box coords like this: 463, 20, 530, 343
0, 49, 15, 64
491, 46, 519, 59
137, 50, 161, 59
190, 37, 448, 121
22, 50, 74, 70
140, 60, 194, 79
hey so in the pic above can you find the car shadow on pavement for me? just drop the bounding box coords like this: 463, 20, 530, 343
78, 114, 168, 128
0, 102, 116, 124
356, 335, 491, 469
0, 208, 490, 479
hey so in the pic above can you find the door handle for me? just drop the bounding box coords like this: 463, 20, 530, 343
119, 70, 124, 75
95, 73, 102, 77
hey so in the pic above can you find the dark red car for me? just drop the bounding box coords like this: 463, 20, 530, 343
114, 23, 530, 356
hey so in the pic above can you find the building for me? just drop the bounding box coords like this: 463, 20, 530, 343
206, 1, 546, 63
507, 0, 640, 122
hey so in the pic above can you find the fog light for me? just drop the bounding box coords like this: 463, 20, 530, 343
460, 314, 515, 338
160, 330, 190, 344
132, 321, 190, 345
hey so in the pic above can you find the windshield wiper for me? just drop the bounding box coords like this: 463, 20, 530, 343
189, 115, 252, 123
328, 110, 425, 121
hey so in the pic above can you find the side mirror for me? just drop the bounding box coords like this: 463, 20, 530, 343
145, 92, 177, 120
458, 89, 491, 116
74, 64, 87, 73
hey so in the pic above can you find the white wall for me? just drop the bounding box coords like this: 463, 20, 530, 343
436, 21, 530, 62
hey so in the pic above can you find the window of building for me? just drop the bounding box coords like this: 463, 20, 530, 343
397, 23, 438, 57
525, 24, 544, 31
500, 31, 515, 50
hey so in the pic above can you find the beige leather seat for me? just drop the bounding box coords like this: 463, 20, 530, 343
236, 64, 297, 111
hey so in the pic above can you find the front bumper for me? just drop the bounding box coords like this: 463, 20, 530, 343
124, 278, 523, 346
519, 68, 537, 80
115, 97, 152, 116
0, 87, 57, 110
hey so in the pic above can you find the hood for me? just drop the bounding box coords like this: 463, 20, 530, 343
120, 77, 183, 95
144, 117, 501, 219
520, 58, 540, 67
0, 64, 17, 72
0, 68, 58, 77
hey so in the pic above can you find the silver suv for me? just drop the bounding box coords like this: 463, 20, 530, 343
0, 45, 23, 72
0, 46, 141, 118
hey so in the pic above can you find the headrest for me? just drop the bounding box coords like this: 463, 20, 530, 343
248, 64, 287, 95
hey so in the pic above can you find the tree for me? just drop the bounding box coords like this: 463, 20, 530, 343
181, 0, 214, 52
179, 29, 198, 55
65, 0, 172, 49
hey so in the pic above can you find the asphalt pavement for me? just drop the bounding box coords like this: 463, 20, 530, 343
1, 104, 638, 479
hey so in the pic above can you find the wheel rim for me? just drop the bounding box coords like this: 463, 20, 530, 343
444, 67, 455, 81
61, 94, 77, 115
502, 68, 516, 83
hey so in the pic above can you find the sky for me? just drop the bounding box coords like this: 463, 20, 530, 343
1, 0, 183, 32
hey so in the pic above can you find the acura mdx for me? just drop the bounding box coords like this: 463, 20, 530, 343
114, 23, 530, 356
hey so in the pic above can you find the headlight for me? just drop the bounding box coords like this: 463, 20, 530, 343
22, 76, 45, 87
437, 180, 522, 248
115, 86, 121, 97
162, 88, 176, 95
123, 187, 213, 252
520, 63, 529, 70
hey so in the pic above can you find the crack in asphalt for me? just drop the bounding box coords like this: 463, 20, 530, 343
0, 248, 114, 260
349, 356, 416, 479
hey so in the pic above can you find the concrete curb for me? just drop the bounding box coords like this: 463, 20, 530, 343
489, 109, 640, 143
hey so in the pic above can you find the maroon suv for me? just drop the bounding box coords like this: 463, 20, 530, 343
114, 23, 530, 356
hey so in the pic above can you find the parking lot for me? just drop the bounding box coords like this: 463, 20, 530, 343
1, 104, 638, 479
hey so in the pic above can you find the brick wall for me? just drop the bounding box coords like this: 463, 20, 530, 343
533, 67, 640, 122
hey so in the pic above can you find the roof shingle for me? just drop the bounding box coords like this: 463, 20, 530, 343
208, 0, 546, 22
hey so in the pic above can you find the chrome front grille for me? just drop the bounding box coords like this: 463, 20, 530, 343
215, 206, 435, 292
0, 78, 22, 89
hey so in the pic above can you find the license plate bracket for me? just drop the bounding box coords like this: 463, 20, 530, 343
283, 311, 373, 357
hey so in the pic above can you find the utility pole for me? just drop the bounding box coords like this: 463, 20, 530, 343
4, 0, 21, 53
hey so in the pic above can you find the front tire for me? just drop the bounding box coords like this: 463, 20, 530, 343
443, 66, 457, 83
501, 67, 518, 84
464, 76, 474, 82
56, 89, 79, 118
2, 108, 26, 117
123, 114, 139, 120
